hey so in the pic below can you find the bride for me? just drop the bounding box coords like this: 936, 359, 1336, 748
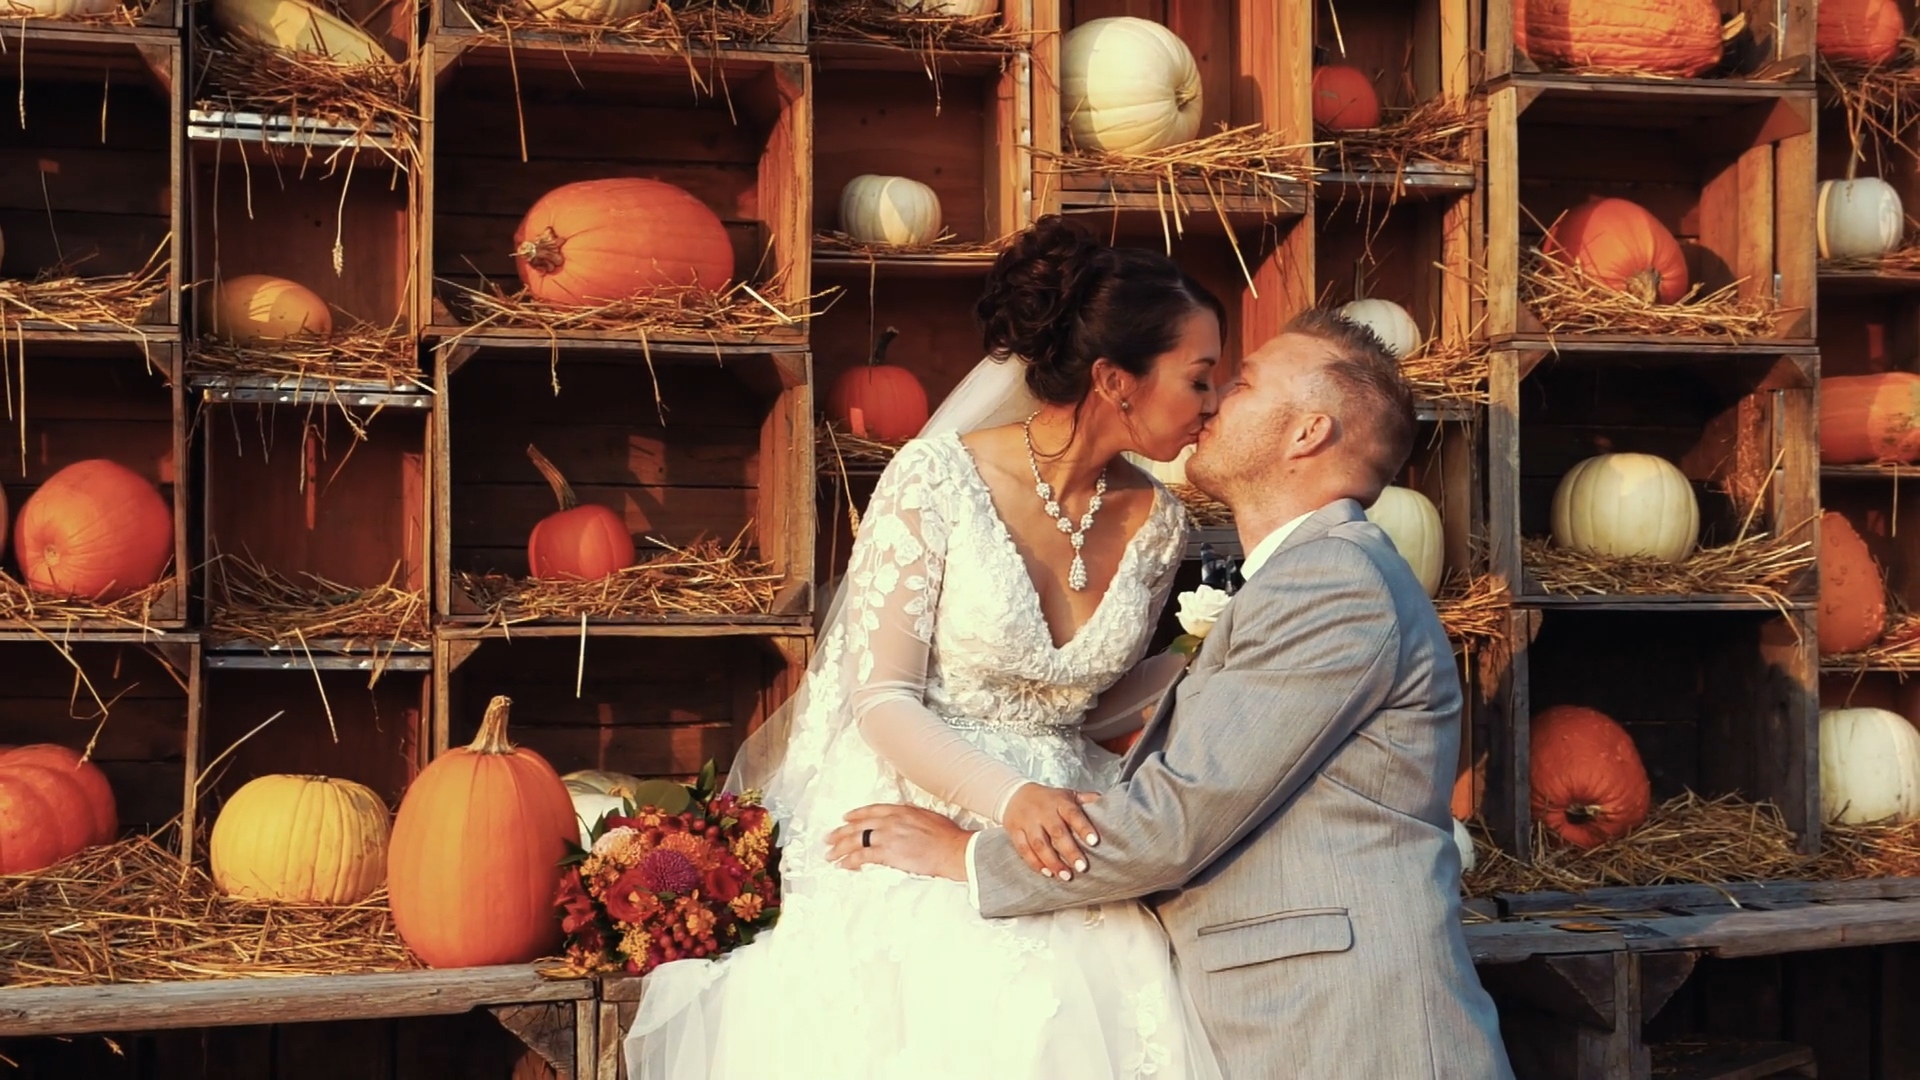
625, 215, 1227, 1079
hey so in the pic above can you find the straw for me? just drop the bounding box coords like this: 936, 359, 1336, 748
187, 322, 427, 394
440, 267, 828, 343
455, 531, 780, 627
205, 552, 429, 655
1823, 612, 1920, 671
1521, 244, 1780, 342
0, 241, 170, 334
1319, 96, 1482, 186
815, 229, 1011, 260
1821, 43, 1920, 169
0, 573, 176, 634
1399, 337, 1490, 405
194, 29, 419, 169
1521, 533, 1813, 610
1434, 572, 1510, 647
810, 0, 1022, 51
449, 0, 789, 50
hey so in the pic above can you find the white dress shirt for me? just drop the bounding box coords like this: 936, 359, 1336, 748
960, 509, 1318, 907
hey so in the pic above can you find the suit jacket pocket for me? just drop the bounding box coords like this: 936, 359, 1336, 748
1192, 908, 1353, 973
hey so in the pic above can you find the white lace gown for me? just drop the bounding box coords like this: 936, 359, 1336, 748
624, 433, 1224, 1080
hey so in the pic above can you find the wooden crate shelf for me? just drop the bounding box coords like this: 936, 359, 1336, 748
1310, 0, 1476, 177
433, 340, 814, 627
0, 635, 200, 858
422, 42, 811, 347
0, 0, 181, 35
811, 58, 1026, 262
1488, 349, 1818, 607
1485, 81, 1817, 347
195, 392, 431, 654
0, 340, 191, 632
0, 36, 182, 334
199, 665, 428, 815
1316, 191, 1478, 357
0, 967, 596, 1080
433, 629, 808, 773
186, 135, 420, 341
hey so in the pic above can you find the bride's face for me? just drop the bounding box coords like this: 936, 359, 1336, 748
1117, 308, 1222, 462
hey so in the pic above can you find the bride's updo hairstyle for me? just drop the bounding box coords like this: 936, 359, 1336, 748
976, 215, 1226, 406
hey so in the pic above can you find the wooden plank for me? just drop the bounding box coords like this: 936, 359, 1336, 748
1614, 898, 1920, 956
1487, 87, 1519, 338
0, 967, 591, 1038
1498, 878, 1920, 916
1647, 1039, 1816, 1080
1464, 921, 1626, 964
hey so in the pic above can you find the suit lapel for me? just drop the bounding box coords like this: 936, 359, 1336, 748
1118, 500, 1366, 774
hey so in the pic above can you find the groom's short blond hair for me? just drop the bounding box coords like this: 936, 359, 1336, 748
1283, 308, 1418, 492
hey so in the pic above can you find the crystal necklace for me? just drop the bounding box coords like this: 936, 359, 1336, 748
1023, 412, 1107, 591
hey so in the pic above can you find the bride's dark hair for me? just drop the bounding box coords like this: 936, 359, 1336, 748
976, 215, 1227, 406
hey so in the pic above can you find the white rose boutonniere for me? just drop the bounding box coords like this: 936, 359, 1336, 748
1170, 584, 1231, 656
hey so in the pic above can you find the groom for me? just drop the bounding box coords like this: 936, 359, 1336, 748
827, 310, 1513, 1079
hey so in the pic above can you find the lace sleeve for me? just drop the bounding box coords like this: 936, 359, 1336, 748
1081, 487, 1191, 741
847, 442, 1032, 822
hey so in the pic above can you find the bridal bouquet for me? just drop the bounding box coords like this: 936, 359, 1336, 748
554, 762, 781, 976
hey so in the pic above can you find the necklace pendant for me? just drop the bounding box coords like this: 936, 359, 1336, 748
1068, 554, 1088, 591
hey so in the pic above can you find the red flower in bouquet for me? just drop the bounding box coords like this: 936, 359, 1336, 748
554, 760, 781, 977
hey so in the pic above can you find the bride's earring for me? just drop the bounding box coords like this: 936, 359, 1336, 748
1120, 400, 1131, 412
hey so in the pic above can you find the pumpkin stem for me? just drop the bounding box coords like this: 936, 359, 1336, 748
1626, 268, 1662, 306
870, 326, 899, 366
515, 226, 567, 275
470, 695, 518, 754
1565, 803, 1604, 825
527, 444, 579, 511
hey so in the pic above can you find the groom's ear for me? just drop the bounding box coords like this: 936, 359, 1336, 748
1289, 412, 1337, 458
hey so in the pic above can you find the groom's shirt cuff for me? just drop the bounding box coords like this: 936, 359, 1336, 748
965, 833, 982, 910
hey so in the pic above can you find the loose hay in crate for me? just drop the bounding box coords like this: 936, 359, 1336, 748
456, 533, 780, 627
1434, 573, 1510, 647
1823, 612, 1920, 671
194, 30, 420, 167
1319, 97, 1482, 185
1462, 791, 1810, 896
0, 242, 170, 333
1168, 483, 1234, 528
814, 230, 1010, 261
441, 271, 826, 344
0, 573, 177, 632
0, 832, 420, 988
1520, 246, 1780, 342
447, 0, 788, 51
810, 0, 1021, 51
187, 322, 428, 394
1813, 819, 1920, 879
1037, 124, 1320, 287
1820, 242, 1920, 282
1821, 47, 1920, 166
1521, 532, 1813, 609
818, 420, 905, 470
1400, 338, 1490, 404
0, 0, 155, 27
206, 552, 429, 655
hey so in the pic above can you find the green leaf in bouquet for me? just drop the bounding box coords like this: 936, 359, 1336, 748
627, 779, 693, 816
1168, 633, 1203, 657
697, 759, 719, 798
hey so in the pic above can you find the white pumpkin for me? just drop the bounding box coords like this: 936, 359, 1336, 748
1123, 444, 1192, 487
1452, 818, 1476, 874
1550, 452, 1700, 564
5, 0, 117, 18
1365, 485, 1445, 597
565, 779, 629, 847
563, 768, 645, 798
1061, 18, 1203, 155
1818, 178, 1906, 260
212, 0, 390, 63
521, 0, 652, 22
884, 0, 996, 15
1338, 298, 1423, 359
1820, 707, 1920, 825
839, 175, 944, 247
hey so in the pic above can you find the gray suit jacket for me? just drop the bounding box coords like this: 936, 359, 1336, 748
973, 500, 1512, 1080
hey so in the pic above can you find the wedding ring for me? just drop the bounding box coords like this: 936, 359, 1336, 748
862, 828, 874, 848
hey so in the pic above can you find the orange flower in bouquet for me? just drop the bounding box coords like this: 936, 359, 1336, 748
555, 761, 780, 976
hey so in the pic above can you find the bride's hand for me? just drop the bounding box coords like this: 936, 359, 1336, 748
1001, 784, 1103, 881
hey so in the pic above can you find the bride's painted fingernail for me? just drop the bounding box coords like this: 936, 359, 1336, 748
1073, 859, 1087, 872
1086, 833, 1100, 846
1058, 870, 1073, 881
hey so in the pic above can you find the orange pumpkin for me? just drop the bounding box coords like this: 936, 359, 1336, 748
0, 764, 92, 858
387, 696, 578, 968
1544, 197, 1691, 304
1451, 752, 1488, 820
1821, 373, 1920, 465
1311, 64, 1381, 131
1097, 729, 1143, 755
13, 460, 173, 602
1529, 704, 1652, 849
524, 445, 635, 581
513, 178, 735, 307
1820, 0, 1906, 64
1820, 511, 1889, 656
1514, 0, 1723, 76
1, 744, 118, 845
826, 327, 929, 442
0, 773, 63, 874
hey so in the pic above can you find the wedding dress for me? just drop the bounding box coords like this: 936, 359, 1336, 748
624, 374, 1223, 1079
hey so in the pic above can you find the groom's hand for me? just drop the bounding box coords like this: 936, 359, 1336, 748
827, 805, 972, 881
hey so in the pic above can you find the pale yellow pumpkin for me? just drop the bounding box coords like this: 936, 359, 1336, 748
562, 768, 645, 798
209, 774, 390, 904
1365, 485, 1445, 597
1819, 707, 1920, 824
1061, 18, 1203, 154
214, 274, 334, 343
1338, 298, 1423, 359
1550, 452, 1700, 563
211, 0, 390, 62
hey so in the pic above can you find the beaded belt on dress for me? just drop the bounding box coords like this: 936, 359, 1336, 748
942, 716, 1081, 737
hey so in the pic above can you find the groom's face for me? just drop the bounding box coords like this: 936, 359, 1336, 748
1185, 333, 1334, 498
